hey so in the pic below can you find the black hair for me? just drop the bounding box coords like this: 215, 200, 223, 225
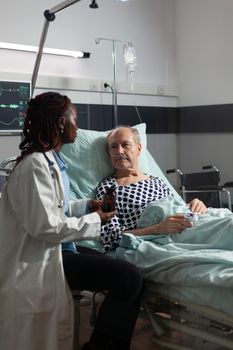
17, 91, 72, 164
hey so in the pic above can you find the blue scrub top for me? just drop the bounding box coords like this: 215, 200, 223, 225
52, 151, 78, 254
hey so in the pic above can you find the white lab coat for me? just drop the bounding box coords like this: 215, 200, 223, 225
0, 151, 101, 350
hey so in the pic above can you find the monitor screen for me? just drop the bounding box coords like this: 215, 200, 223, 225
0, 80, 31, 134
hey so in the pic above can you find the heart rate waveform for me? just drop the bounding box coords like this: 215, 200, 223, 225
0, 81, 30, 132
0, 104, 19, 109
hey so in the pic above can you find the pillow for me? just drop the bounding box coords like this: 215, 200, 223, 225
61, 123, 180, 200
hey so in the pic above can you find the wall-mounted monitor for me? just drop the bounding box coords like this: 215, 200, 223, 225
0, 80, 31, 135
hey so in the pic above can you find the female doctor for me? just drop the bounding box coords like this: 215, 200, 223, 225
0, 92, 143, 350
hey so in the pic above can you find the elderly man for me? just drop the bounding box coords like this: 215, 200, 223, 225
96, 126, 207, 252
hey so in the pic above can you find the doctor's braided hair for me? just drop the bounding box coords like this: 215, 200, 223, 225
17, 92, 72, 163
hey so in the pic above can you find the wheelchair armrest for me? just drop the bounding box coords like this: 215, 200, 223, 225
185, 185, 223, 191
202, 165, 219, 172
166, 168, 183, 175
166, 169, 177, 174
223, 182, 233, 188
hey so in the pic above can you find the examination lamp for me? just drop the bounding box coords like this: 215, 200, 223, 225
89, 0, 99, 8
31, 0, 99, 96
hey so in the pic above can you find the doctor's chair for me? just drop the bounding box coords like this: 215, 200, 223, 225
166, 165, 233, 210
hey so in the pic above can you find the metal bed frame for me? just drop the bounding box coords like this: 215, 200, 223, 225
142, 283, 233, 350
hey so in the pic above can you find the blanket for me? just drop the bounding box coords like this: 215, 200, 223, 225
116, 196, 233, 288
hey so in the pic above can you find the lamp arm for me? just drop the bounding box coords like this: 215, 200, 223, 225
31, 19, 50, 96
31, 0, 82, 97
48, 0, 81, 16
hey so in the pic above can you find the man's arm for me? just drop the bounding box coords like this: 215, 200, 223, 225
124, 214, 192, 236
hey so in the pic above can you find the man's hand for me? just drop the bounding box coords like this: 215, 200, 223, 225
187, 198, 208, 214
157, 214, 192, 234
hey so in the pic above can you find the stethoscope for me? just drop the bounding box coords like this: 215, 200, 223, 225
43, 153, 65, 209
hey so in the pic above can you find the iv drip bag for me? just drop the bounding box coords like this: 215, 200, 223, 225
124, 45, 137, 73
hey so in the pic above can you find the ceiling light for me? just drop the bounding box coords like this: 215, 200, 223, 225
0, 41, 90, 58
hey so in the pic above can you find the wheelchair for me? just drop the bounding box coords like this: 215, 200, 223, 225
166, 165, 233, 210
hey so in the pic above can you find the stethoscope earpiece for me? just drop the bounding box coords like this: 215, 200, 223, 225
58, 200, 65, 208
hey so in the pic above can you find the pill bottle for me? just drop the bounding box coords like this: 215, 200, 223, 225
102, 186, 116, 212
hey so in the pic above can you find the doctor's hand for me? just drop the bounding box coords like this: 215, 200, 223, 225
89, 199, 103, 213
157, 214, 192, 234
96, 208, 116, 226
187, 198, 208, 214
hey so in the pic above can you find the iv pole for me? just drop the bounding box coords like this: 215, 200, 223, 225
95, 37, 131, 126
31, 0, 99, 97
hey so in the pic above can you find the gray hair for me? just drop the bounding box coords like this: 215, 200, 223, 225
106, 125, 141, 145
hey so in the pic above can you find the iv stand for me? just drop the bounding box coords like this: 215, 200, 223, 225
31, 0, 82, 97
95, 37, 131, 126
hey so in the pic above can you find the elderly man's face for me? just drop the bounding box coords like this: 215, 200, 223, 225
107, 128, 141, 170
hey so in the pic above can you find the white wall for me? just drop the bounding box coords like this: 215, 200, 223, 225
0, 0, 178, 93
175, 0, 233, 192
0, 0, 178, 169
177, 133, 233, 184
175, 0, 233, 107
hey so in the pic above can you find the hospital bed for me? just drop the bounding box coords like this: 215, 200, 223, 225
1, 125, 232, 349
61, 122, 233, 350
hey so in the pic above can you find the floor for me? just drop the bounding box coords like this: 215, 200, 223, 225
78, 293, 169, 350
